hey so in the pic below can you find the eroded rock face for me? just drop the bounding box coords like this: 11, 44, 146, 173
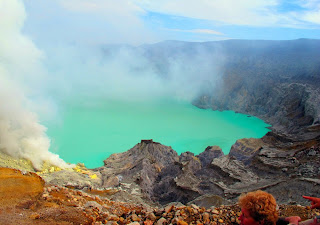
191, 40, 320, 137
97, 136, 320, 206
96, 140, 226, 205
229, 138, 263, 164
219, 133, 320, 203
198, 146, 224, 167
212, 155, 259, 184
102, 140, 179, 171
98, 140, 179, 203
194, 75, 320, 137
6, 135, 318, 208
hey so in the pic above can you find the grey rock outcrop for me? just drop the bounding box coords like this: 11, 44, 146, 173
229, 138, 263, 164
95, 140, 226, 205
198, 146, 224, 167
97, 140, 179, 203
41, 169, 102, 189
99, 134, 320, 206
34, 134, 319, 208
187, 194, 230, 208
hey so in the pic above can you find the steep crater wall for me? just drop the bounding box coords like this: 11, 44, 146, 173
190, 39, 320, 137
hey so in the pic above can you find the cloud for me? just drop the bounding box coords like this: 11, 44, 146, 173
135, 0, 320, 28
41, 42, 223, 104
57, 0, 144, 14
302, 11, 320, 24
23, 0, 156, 45
134, 0, 280, 26
297, 0, 320, 24
169, 28, 225, 36
22, 0, 320, 46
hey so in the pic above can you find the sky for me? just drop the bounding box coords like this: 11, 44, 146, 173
22, 0, 320, 45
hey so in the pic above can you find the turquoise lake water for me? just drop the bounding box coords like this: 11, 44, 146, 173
45, 99, 270, 168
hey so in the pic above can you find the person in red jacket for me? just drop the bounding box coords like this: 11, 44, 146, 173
237, 192, 320, 225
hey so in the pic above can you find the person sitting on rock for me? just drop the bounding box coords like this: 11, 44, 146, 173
238, 190, 279, 225
238, 190, 302, 225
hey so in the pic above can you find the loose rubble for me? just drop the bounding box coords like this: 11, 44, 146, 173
1, 179, 319, 224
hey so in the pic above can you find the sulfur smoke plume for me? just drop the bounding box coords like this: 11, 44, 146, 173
0, 0, 72, 169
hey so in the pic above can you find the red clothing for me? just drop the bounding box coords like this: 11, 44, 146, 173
298, 216, 320, 225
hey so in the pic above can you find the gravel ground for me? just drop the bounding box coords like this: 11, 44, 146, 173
1, 183, 319, 225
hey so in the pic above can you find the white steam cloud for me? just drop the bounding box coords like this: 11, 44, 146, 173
42, 43, 223, 104
0, 0, 72, 170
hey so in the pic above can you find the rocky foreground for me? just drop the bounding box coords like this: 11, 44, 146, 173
1, 133, 320, 224
30, 135, 319, 207
1, 167, 319, 225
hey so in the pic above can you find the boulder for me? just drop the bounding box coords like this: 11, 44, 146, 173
229, 138, 264, 164
197, 146, 224, 167
187, 194, 230, 208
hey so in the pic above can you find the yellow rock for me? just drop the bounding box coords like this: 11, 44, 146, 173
74, 167, 82, 173
90, 174, 98, 179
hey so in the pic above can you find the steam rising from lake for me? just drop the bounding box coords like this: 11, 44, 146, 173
0, 0, 223, 169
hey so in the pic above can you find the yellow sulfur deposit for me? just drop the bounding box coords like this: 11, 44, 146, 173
90, 174, 98, 179
73, 164, 98, 179
74, 167, 82, 173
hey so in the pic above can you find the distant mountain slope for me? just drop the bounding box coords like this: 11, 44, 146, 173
140, 39, 320, 134
141, 39, 320, 80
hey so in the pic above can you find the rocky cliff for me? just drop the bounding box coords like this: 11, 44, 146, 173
37, 138, 318, 208
92, 138, 319, 207
191, 39, 320, 136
